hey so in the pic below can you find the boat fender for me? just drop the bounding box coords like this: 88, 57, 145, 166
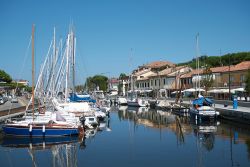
29, 124, 33, 132
43, 142, 45, 149
42, 125, 45, 133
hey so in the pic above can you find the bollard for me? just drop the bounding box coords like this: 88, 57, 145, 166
233, 96, 238, 109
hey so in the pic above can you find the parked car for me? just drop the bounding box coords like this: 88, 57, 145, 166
0, 97, 4, 105
11, 97, 18, 103
0, 96, 8, 104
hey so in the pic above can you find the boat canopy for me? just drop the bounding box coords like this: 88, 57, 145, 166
69, 93, 96, 103
192, 97, 213, 106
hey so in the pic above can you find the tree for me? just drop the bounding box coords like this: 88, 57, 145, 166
177, 51, 250, 68
201, 66, 214, 95
119, 73, 127, 80
245, 69, 250, 95
84, 77, 93, 92
0, 70, 12, 83
84, 75, 108, 92
92, 75, 108, 91
75, 85, 84, 92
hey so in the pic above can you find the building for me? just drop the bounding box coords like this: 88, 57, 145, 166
132, 61, 175, 97
219, 61, 250, 89
15, 79, 29, 86
119, 76, 129, 96
128, 60, 250, 99
108, 78, 119, 91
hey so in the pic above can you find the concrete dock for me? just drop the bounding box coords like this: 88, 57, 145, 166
214, 104, 250, 124
155, 98, 250, 125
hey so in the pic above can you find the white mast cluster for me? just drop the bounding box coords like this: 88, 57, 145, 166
29, 26, 76, 109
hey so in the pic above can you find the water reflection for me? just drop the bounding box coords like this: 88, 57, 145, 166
118, 106, 176, 128
0, 118, 111, 167
0, 135, 81, 167
0, 107, 250, 167
0, 135, 79, 149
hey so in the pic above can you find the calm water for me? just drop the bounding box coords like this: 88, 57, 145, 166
0, 106, 250, 167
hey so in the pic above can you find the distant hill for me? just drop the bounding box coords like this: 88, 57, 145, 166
177, 52, 250, 69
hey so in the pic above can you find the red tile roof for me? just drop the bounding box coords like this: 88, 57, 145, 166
133, 69, 151, 76
159, 68, 173, 76
144, 61, 175, 69
210, 66, 229, 73
231, 61, 250, 71
180, 69, 202, 78
210, 61, 250, 73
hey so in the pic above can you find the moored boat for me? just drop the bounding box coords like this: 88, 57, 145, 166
2, 120, 82, 137
189, 96, 219, 120
2, 25, 83, 137
127, 98, 149, 107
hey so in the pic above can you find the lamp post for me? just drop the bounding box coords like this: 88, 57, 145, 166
229, 56, 231, 100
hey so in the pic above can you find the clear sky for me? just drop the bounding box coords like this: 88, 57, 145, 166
0, 0, 249, 84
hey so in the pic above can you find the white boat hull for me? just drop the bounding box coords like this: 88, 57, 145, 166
127, 99, 149, 107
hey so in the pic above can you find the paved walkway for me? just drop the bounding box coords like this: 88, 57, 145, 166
214, 104, 250, 113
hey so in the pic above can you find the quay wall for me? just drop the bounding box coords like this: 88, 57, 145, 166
155, 98, 250, 125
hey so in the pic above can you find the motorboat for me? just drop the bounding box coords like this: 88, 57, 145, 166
189, 96, 219, 120
117, 97, 127, 105
127, 98, 149, 107
83, 116, 98, 129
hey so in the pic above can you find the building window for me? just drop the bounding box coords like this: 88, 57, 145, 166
148, 82, 149, 87
163, 78, 166, 85
151, 80, 153, 86
230, 76, 234, 83
159, 79, 160, 86
144, 82, 146, 88
155, 79, 157, 86
240, 75, 245, 82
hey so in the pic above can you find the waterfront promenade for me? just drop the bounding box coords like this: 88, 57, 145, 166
0, 96, 29, 122
214, 103, 250, 124
159, 98, 250, 124
1, 96, 250, 124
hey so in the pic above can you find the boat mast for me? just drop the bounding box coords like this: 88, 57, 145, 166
196, 33, 200, 96
72, 29, 76, 94
32, 24, 35, 120
65, 33, 70, 102
52, 27, 56, 97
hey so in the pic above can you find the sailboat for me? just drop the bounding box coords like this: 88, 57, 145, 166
2, 25, 83, 137
189, 34, 219, 120
126, 55, 149, 107
48, 27, 105, 127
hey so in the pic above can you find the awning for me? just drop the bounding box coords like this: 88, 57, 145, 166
231, 87, 245, 93
183, 88, 205, 92
207, 89, 222, 93
140, 89, 152, 93
207, 88, 244, 94
171, 90, 184, 94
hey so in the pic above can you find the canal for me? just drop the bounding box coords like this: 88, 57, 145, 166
0, 106, 250, 167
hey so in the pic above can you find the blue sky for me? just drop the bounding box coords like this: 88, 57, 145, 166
0, 0, 249, 84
